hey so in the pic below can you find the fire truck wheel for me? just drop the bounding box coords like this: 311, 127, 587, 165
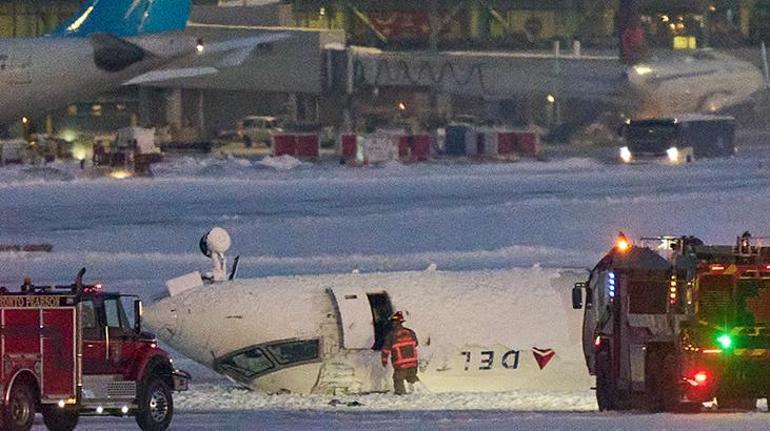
717, 396, 757, 411
41, 405, 79, 431
595, 350, 617, 411
136, 378, 174, 431
4, 383, 35, 431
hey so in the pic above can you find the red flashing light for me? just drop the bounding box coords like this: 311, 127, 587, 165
82, 284, 103, 294
594, 336, 602, 348
710, 264, 725, 272
691, 370, 710, 386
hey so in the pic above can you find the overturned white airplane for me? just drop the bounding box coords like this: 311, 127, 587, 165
145, 228, 591, 395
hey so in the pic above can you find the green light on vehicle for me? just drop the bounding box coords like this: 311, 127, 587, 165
717, 334, 733, 350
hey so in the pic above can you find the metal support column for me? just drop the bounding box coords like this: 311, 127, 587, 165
165, 88, 183, 130
196, 90, 206, 140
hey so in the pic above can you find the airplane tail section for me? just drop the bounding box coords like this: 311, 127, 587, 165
51, 0, 192, 38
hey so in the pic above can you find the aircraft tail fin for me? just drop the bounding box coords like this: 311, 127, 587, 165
51, 0, 192, 38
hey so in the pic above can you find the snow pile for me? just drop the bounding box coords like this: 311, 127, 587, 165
257, 155, 304, 170
0, 162, 80, 185
175, 383, 596, 412
151, 156, 260, 178
509, 157, 605, 172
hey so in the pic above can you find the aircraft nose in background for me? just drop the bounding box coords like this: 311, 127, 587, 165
144, 298, 180, 341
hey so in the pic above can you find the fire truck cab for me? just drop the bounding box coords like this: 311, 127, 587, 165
0, 269, 189, 431
573, 233, 770, 412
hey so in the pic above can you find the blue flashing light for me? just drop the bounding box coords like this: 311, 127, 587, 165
607, 271, 616, 301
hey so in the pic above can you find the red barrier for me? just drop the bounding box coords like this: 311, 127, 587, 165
295, 134, 320, 159
397, 134, 432, 161
273, 134, 296, 157
411, 135, 431, 161
515, 131, 540, 157
497, 132, 517, 155
340, 134, 357, 160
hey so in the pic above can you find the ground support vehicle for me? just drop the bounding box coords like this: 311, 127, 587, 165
0, 269, 189, 431
573, 233, 770, 412
618, 115, 735, 164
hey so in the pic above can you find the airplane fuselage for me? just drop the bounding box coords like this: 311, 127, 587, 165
146, 268, 592, 395
0, 33, 198, 124
628, 50, 764, 118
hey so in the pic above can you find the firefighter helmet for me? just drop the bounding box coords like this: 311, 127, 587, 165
390, 311, 405, 322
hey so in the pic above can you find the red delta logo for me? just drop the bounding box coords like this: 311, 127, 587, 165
532, 348, 555, 370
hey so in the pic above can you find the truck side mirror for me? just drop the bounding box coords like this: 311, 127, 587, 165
572, 282, 585, 309
134, 299, 143, 333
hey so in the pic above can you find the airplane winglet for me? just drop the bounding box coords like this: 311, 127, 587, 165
123, 67, 220, 86
201, 33, 291, 67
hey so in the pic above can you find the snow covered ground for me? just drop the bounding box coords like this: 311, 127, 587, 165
26, 408, 770, 431
5, 153, 770, 288
4, 147, 770, 428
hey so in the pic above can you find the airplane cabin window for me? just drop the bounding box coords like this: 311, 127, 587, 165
219, 348, 274, 379
367, 293, 394, 351
265, 340, 320, 365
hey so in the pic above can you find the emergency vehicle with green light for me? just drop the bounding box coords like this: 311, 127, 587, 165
573, 232, 770, 411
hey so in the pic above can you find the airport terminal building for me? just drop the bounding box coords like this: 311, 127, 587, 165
4, 0, 767, 140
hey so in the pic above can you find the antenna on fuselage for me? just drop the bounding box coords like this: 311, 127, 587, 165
229, 256, 240, 281
200, 227, 231, 282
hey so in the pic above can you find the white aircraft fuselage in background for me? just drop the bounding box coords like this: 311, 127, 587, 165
0, 33, 198, 125
628, 50, 765, 118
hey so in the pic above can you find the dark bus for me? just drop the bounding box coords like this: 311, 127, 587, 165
619, 115, 736, 164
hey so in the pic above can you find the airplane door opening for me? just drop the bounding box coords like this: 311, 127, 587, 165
367, 293, 394, 351
329, 287, 376, 349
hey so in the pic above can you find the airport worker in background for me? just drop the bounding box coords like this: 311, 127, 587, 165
381, 311, 420, 395
21, 276, 32, 293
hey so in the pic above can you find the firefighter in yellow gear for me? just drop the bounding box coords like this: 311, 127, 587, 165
381, 311, 419, 395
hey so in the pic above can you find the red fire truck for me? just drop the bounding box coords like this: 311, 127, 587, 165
0, 269, 189, 431
573, 233, 770, 412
